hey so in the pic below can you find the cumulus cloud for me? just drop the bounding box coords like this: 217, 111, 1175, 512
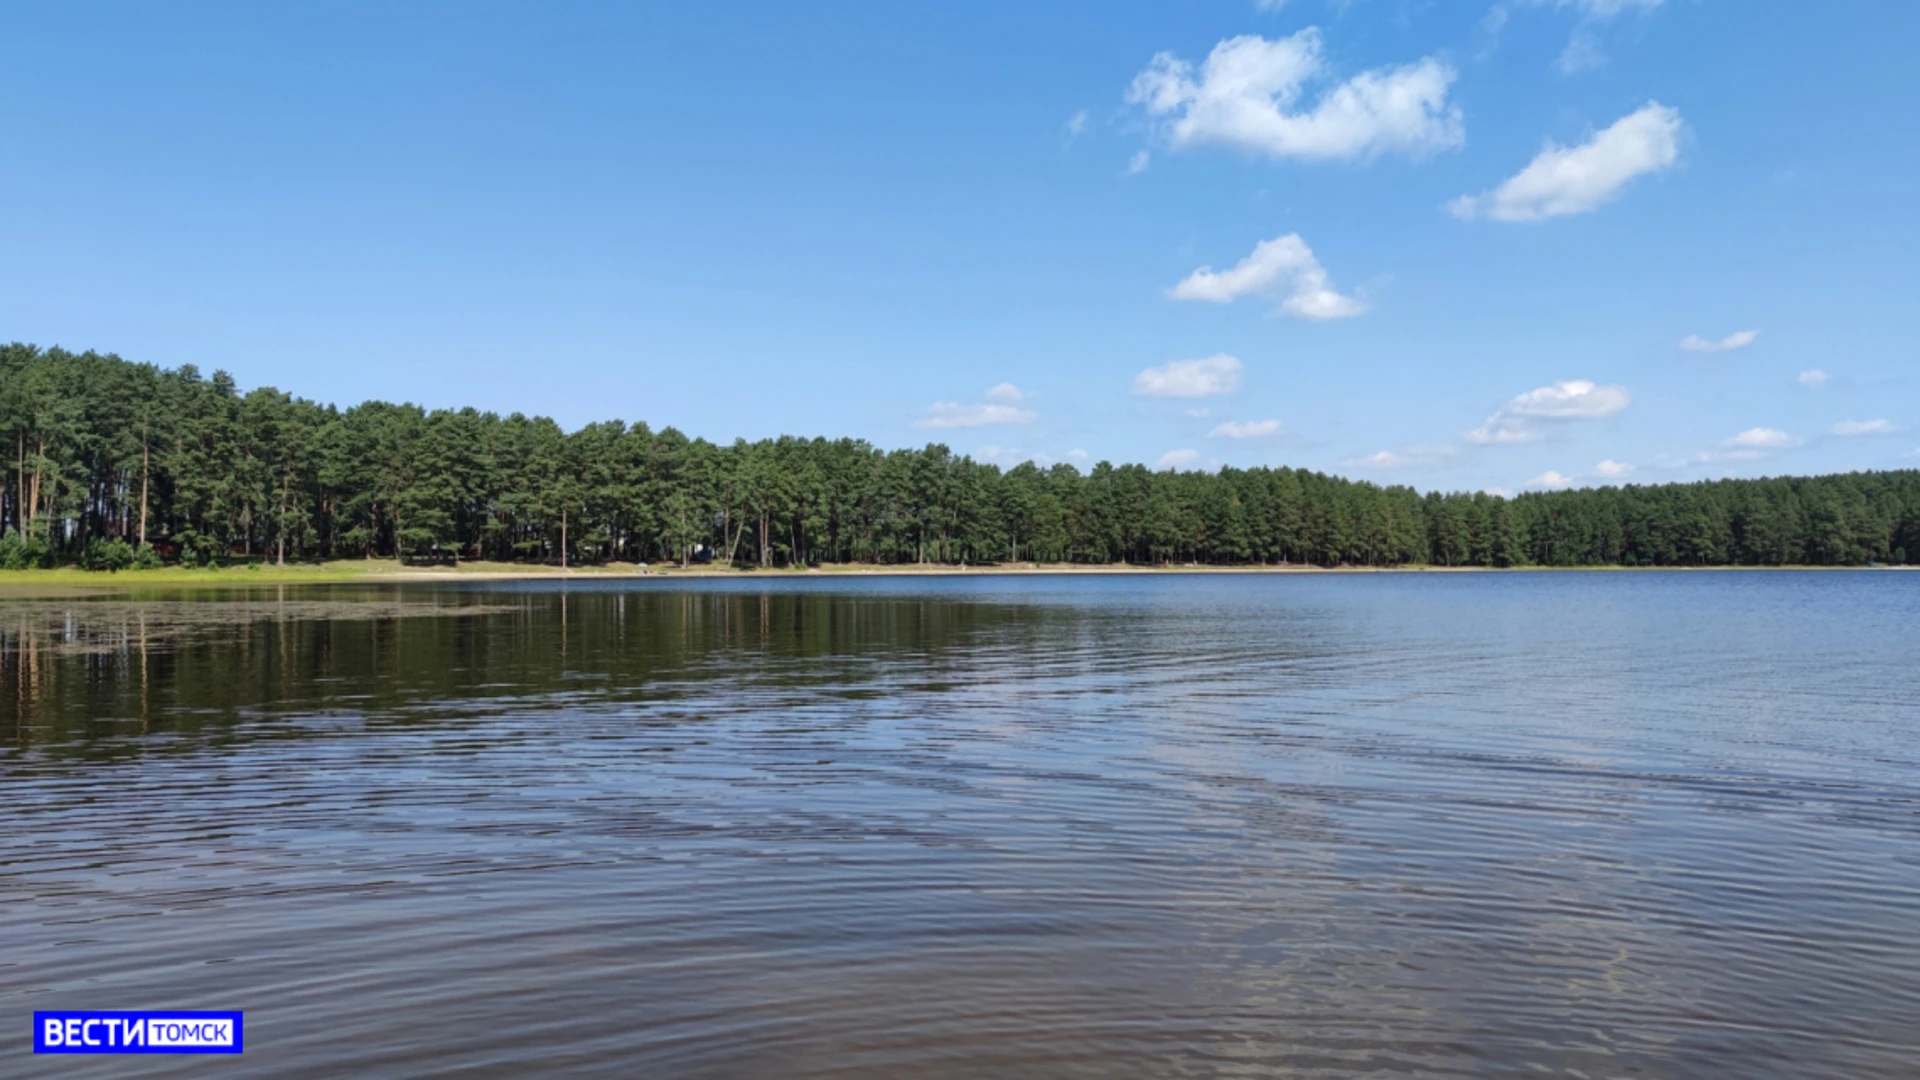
1126, 30, 1462, 162
1133, 354, 1244, 398
1449, 103, 1683, 221
1169, 233, 1364, 319
1594, 459, 1634, 479
1349, 450, 1407, 468
1157, 448, 1203, 470
919, 383, 1037, 427
1210, 419, 1283, 439
919, 402, 1036, 429
1680, 330, 1758, 353
1466, 379, 1631, 444
1834, 419, 1896, 437
1345, 446, 1455, 470
1726, 427, 1797, 449
1699, 427, 1801, 462
1798, 369, 1829, 387
1528, 470, 1577, 489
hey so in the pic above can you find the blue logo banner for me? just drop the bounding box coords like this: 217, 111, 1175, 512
33, 1011, 244, 1054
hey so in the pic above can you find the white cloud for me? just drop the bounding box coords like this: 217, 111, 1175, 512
1126, 30, 1462, 162
1499, 381, 1632, 419
1798, 369, 1829, 387
1210, 419, 1283, 439
1126, 150, 1151, 175
977, 445, 1092, 469
918, 402, 1037, 429
1594, 459, 1633, 479
1133, 354, 1244, 398
1726, 427, 1797, 449
1346, 446, 1458, 470
1350, 450, 1407, 468
1157, 448, 1202, 470
1184, 407, 1211, 418
919, 384, 1038, 428
1539, 0, 1663, 17
1700, 427, 1801, 461
1555, 30, 1607, 74
1449, 103, 1683, 221
1466, 379, 1631, 444
1489, 0, 1666, 72
1680, 330, 1758, 353
1169, 233, 1364, 319
1255, 0, 1291, 10
1528, 470, 1577, 489
1834, 419, 1896, 437
1551, 2, 1666, 72
1065, 110, 1089, 139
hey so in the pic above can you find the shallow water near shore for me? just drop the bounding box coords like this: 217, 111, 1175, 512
4, 572, 1918, 1077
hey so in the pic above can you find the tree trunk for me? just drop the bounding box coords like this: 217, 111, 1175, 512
725, 515, 748, 566
29, 437, 45, 528
276, 469, 289, 565
560, 507, 568, 570
138, 436, 150, 548
13, 433, 22, 535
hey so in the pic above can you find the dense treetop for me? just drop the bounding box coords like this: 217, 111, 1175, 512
3, 344, 1916, 569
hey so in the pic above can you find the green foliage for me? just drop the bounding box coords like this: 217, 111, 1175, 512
167, 529, 207, 567
132, 544, 163, 570
4, 342, 1919, 570
0, 531, 51, 570
83, 537, 135, 572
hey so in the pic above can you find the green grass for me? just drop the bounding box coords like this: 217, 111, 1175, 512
0, 558, 1891, 597
0, 559, 638, 589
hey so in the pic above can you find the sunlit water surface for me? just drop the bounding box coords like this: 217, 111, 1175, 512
3, 572, 1917, 1077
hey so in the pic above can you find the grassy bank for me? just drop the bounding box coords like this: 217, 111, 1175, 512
0, 560, 651, 589
0, 559, 1905, 597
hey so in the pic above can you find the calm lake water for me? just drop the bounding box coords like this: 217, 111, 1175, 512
3, 572, 1918, 1077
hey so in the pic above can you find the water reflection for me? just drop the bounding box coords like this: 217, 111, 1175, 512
3, 574, 1919, 1077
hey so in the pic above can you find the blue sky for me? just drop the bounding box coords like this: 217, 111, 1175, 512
2, 1, 1915, 492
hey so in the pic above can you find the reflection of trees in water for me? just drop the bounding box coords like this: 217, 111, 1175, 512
0, 590, 1056, 753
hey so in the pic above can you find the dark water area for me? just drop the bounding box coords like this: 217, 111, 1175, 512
3, 572, 1918, 1077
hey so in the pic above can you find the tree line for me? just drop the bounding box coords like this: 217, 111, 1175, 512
4, 344, 1917, 570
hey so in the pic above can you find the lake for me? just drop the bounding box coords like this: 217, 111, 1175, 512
4, 572, 1918, 1077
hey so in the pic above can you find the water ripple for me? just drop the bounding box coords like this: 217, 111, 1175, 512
2, 572, 1918, 1077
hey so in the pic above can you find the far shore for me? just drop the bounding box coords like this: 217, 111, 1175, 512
0, 558, 1910, 597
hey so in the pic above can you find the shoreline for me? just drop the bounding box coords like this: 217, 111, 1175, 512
0, 559, 1911, 596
